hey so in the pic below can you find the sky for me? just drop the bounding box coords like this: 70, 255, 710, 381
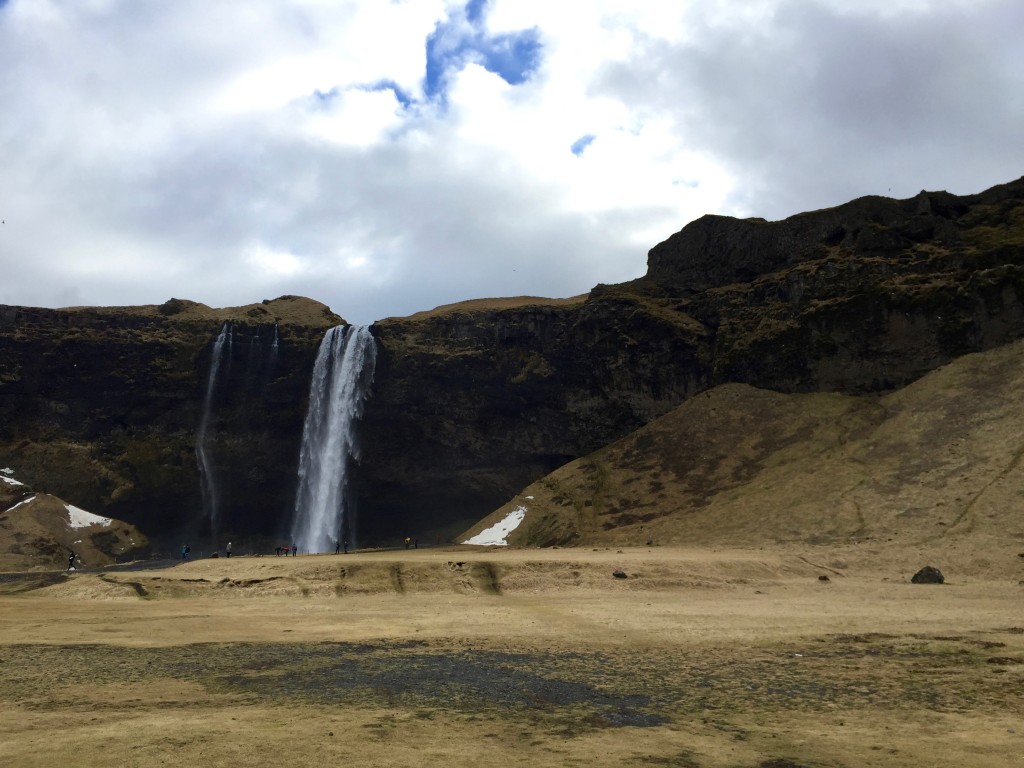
1, 0, 1022, 324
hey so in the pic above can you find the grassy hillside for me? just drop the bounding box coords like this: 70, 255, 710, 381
464, 338, 1024, 569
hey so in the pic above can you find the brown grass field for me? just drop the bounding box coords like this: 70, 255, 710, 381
1, 544, 1021, 768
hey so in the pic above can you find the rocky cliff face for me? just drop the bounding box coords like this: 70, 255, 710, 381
0, 297, 341, 542
357, 295, 709, 539
641, 177, 1024, 392
354, 176, 1024, 539
2, 178, 1023, 547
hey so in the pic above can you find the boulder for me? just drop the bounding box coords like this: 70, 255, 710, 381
911, 565, 945, 584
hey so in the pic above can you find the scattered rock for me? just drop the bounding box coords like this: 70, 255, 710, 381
818, 575, 830, 582
612, 570, 628, 579
911, 565, 945, 584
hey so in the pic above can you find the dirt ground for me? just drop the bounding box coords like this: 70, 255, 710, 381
0, 545, 1021, 768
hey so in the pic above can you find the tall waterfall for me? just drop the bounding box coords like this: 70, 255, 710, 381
291, 325, 376, 553
196, 322, 232, 531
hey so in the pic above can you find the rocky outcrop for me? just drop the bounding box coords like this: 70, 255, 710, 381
639, 177, 1024, 392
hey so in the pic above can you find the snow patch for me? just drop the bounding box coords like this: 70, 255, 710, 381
463, 505, 527, 546
5, 495, 36, 513
66, 504, 112, 529
1, 475, 24, 487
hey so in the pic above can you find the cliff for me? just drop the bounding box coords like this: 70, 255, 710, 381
356, 176, 1024, 539
0, 296, 341, 541
2, 177, 1024, 548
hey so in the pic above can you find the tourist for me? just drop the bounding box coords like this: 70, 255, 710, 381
67, 550, 76, 571
226, 541, 232, 558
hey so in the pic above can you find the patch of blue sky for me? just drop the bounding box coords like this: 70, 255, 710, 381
465, 0, 488, 25
311, 81, 413, 110
478, 31, 541, 85
424, 1, 542, 103
313, 88, 339, 105
571, 134, 596, 156
361, 80, 413, 109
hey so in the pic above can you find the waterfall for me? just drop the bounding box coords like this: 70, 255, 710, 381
196, 322, 232, 531
291, 325, 376, 554
268, 324, 280, 375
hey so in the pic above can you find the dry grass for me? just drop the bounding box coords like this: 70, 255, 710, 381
468, 339, 1024, 565
58, 295, 343, 327
382, 294, 589, 322
1, 546, 1021, 767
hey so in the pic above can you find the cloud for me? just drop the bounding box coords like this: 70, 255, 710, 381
0, 0, 1022, 324
594, 0, 1024, 215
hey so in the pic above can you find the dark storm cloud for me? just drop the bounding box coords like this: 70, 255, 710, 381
595, 0, 1024, 217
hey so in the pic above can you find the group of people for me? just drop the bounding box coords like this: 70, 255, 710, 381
179, 542, 234, 560
275, 545, 298, 556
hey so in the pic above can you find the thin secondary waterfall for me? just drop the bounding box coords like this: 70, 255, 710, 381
270, 324, 280, 363
267, 324, 280, 378
196, 322, 232, 532
291, 325, 376, 554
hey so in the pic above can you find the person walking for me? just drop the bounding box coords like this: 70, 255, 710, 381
226, 541, 232, 558
67, 550, 76, 571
